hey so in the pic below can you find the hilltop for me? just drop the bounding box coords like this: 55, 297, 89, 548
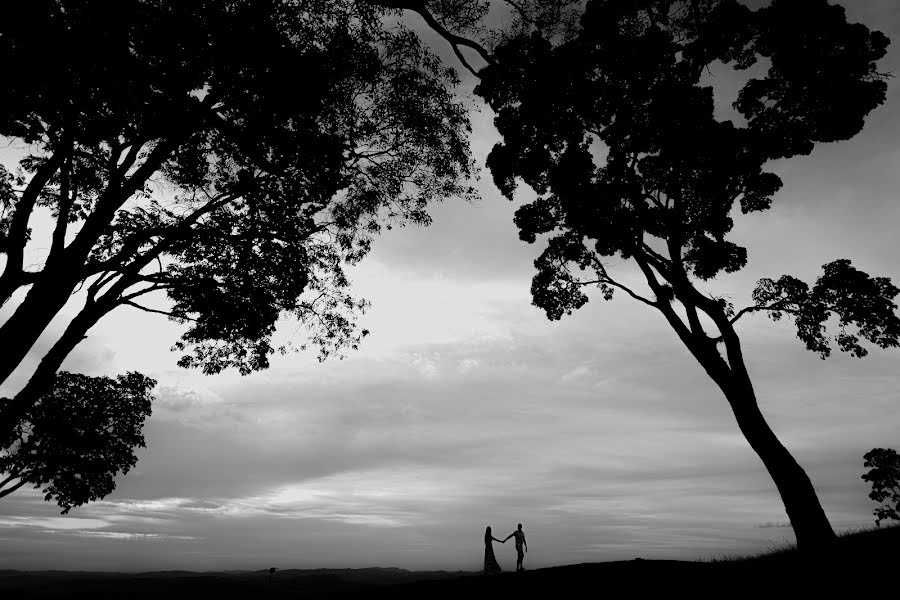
1, 526, 896, 599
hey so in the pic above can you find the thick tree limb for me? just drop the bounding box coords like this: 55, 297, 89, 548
0, 153, 65, 305
0, 477, 30, 500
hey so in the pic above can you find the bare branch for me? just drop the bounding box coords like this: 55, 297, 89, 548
729, 303, 799, 325
123, 300, 189, 321
0, 476, 31, 500
583, 256, 657, 308
121, 283, 171, 302
504, 0, 538, 25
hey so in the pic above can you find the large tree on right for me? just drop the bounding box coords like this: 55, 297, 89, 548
476, 0, 897, 549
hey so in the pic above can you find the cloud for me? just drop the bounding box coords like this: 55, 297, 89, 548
410, 354, 439, 379
756, 521, 792, 529
3, 4, 900, 569
0, 517, 109, 531
44, 531, 197, 541
457, 358, 479, 374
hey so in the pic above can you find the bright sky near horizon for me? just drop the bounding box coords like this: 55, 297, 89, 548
2, 0, 900, 573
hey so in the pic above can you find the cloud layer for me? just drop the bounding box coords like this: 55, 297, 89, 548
2, 0, 900, 573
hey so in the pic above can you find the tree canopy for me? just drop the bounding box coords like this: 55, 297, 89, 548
0, 372, 155, 513
862, 448, 900, 526
476, 0, 896, 548
0, 0, 475, 438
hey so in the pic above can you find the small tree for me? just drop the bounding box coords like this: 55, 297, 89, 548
862, 448, 900, 526
476, 0, 896, 548
0, 372, 154, 513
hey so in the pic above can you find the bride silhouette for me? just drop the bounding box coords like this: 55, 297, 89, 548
483, 526, 505, 574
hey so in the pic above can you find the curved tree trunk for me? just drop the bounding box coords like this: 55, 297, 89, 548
722, 380, 836, 550
660, 292, 838, 551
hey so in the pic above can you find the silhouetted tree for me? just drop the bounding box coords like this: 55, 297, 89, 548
0, 0, 475, 440
476, 0, 896, 549
862, 448, 900, 526
0, 372, 154, 513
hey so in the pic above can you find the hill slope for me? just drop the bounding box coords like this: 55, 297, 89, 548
1, 526, 896, 599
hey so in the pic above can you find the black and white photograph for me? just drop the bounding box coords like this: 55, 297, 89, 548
1, 1, 899, 597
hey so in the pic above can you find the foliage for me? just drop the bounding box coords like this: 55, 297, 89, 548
475, 0, 895, 546
750, 260, 900, 358
0, 0, 475, 409
475, 0, 895, 357
862, 448, 900, 526
0, 372, 155, 513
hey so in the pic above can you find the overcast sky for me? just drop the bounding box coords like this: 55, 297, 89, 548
2, 1, 900, 573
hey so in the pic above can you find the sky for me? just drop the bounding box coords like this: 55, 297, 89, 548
2, 0, 900, 573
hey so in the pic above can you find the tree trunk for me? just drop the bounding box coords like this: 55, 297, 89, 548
0, 272, 79, 388
0, 295, 105, 444
721, 378, 836, 550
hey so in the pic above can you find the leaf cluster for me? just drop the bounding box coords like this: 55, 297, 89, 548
0, 372, 155, 514
1, 0, 474, 375
751, 260, 900, 358
862, 448, 900, 526
475, 0, 892, 347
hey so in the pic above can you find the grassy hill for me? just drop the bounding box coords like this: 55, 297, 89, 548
2, 525, 896, 599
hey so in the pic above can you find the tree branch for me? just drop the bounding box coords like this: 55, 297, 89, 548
0, 476, 31, 500
51, 142, 74, 258
504, 0, 538, 25
584, 257, 657, 308
367, 0, 496, 77
0, 153, 65, 305
0, 470, 23, 490
729, 303, 799, 325
123, 300, 188, 320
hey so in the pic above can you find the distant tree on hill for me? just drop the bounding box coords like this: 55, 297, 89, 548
0, 0, 475, 442
476, 0, 896, 549
0, 372, 154, 512
862, 448, 900, 526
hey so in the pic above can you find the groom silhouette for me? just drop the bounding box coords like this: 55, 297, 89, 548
504, 524, 527, 572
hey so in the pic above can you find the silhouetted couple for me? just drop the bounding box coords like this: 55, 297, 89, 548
483, 523, 528, 574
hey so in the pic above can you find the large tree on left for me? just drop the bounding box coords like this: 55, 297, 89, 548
0, 0, 474, 440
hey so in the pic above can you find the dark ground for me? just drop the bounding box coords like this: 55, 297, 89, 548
2, 526, 896, 599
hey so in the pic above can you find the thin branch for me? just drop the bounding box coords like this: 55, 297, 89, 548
504, 0, 538, 25
600, 276, 657, 308
583, 257, 657, 308
121, 283, 172, 302
123, 300, 190, 321
729, 303, 800, 325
